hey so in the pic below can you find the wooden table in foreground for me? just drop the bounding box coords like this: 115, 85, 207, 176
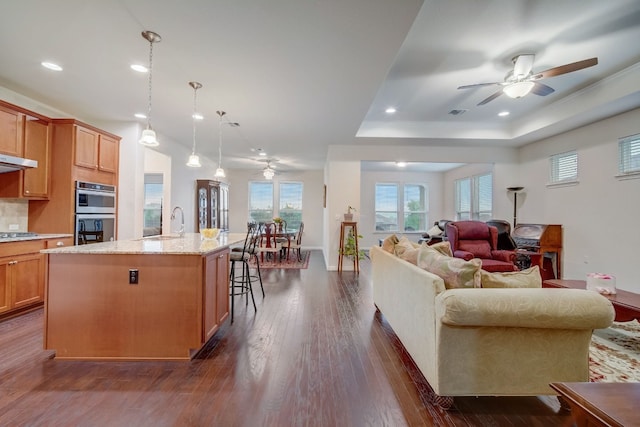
543, 279, 640, 322
550, 382, 640, 427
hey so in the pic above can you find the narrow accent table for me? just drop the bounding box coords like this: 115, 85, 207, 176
543, 279, 640, 322
338, 221, 359, 273
550, 382, 640, 427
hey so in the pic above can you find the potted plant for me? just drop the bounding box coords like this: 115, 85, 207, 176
344, 206, 356, 221
273, 216, 284, 231
340, 229, 365, 260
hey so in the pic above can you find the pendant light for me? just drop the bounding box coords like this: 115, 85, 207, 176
214, 111, 226, 178
139, 30, 161, 147
186, 81, 202, 167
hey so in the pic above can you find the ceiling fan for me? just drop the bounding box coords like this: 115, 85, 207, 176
458, 54, 598, 106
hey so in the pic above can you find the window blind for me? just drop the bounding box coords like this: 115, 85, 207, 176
619, 133, 640, 175
549, 151, 578, 183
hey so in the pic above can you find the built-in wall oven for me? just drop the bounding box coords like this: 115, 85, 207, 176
75, 181, 116, 245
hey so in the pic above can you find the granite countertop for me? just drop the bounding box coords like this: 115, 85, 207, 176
41, 233, 246, 255
0, 233, 73, 244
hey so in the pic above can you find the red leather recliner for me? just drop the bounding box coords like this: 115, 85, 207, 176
446, 221, 518, 272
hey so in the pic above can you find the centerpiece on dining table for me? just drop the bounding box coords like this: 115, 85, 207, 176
273, 217, 284, 232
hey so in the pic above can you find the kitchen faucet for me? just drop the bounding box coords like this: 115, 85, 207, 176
170, 206, 185, 237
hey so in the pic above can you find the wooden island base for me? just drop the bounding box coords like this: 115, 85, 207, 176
43, 233, 243, 360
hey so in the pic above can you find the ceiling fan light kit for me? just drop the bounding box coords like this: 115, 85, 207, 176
139, 30, 161, 147
503, 81, 535, 98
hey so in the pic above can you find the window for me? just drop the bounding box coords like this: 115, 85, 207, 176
375, 184, 398, 231
403, 184, 428, 232
279, 182, 303, 230
248, 182, 273, 223
375, 183, 428, 232
455, 173, 492, 220
619, 133, 640, 176
143, 173, 163, 236
248, 181, 304, 229
549, 150, 578, 184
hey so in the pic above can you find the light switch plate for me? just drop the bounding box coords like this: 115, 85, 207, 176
9, 224, 19, 230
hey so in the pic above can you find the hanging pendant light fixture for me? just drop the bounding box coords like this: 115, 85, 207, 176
139, 30, 161, 147
263, 160, 275, 180
186, 81, 202, 168
214, 111, 226, 178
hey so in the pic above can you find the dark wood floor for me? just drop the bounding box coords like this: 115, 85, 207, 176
0, 250, 574, 426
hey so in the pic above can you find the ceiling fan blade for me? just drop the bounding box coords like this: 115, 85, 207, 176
457, 82, 502, 90
532, 57, 598, 80
531, 82, 555, 96
513, 54, 535, 78
477, 90, 503, 106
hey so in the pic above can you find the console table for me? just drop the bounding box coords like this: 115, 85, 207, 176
543, 279, 640, 322
550, 382, 640, 427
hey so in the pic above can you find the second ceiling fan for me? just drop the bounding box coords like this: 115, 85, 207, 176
458, 54, 598, 106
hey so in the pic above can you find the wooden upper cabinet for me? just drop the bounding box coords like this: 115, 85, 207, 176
74, 126, 99, 170
23, 118, 52, 198
0, 103, 24, 157
98, 134, 118, 173
0, 102, 52, 200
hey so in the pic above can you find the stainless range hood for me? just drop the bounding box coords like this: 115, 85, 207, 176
0, 153, 38, 173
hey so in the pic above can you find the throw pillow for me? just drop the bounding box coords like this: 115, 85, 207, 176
430, 241, 453, 257
426, 224, 443, 237
417, 245, 481, 289
381, 234, 399, 253
394, 236, 420, 265
480, 265, 542, 288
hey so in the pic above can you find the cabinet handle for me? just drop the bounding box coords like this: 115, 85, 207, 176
9, 260, 18, 265
57, 241, 65, 246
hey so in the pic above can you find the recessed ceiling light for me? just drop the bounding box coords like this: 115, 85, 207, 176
131, 64, 148, 73
385, 107, 397, 114
259, 152, 267, 156
498, 111, 510, 117
192, 113, 204, 120
396, 161, 407, 167
41, 61, 62, 71
134, 113, 147, 119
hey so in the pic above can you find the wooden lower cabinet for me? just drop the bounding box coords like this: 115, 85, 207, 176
45, 248, 231, 360
0, 240, 46, 316
203, 249, 230, 342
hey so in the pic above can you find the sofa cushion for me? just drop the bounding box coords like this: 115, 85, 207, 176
381, 234, 399, 253
417, 245, 481, 289
480, 266, 541, 288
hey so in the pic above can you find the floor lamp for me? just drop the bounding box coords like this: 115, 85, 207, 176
507, 187, 524, 226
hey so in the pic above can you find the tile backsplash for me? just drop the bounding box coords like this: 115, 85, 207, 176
0, 199, 29, 231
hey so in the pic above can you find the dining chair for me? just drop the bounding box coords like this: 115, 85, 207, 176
229, 224, 257, 323
286, 222, 304, 261
259, 222, 282, 263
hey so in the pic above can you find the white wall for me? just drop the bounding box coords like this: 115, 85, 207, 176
517, 108, 640, 292
226, 169, 324, 250
360, 169, 445, 249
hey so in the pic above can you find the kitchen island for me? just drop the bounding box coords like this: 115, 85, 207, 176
42, 233, 245, 360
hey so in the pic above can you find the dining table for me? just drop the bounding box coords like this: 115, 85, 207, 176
260, 228, 298, 262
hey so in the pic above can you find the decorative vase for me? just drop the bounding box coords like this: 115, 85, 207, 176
344, 213, 353, 221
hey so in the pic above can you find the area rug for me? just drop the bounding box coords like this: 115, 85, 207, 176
249, 250, 310, 269
589, 319, 640, 382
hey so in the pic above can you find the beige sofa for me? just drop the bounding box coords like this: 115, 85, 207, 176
370, 245, 615, 408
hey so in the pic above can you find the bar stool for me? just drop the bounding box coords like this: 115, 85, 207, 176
229, 224, 258, 323
232, 222, 264, 297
